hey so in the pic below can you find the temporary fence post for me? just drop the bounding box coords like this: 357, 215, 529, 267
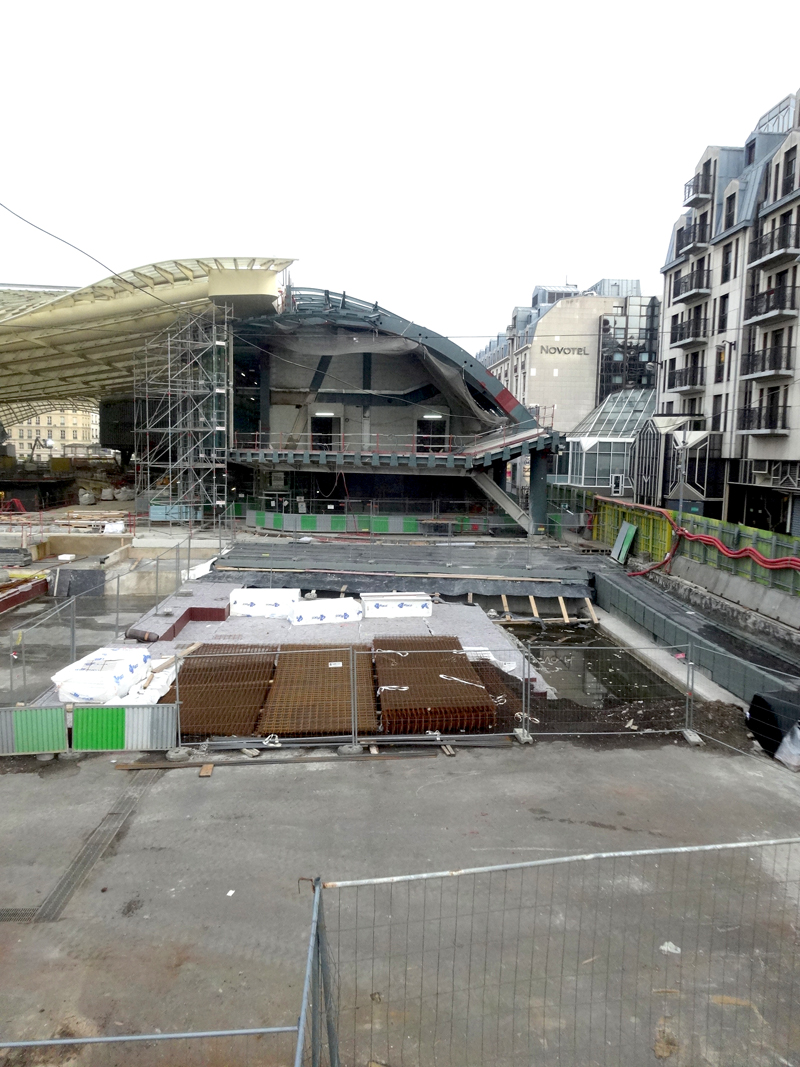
311, 918, 321, 1067
156, 557, 160, 601
9, 634, 14, 697
175, 652, 181, 744
116, 575, 121, 637
316, 885, 340, 1067
350, 647, 358, 748
175, 543, 180, 592
685, 641, 693, 729
21, 630, 27, 694
70, 597, 76, 663
186, 534, 192, 580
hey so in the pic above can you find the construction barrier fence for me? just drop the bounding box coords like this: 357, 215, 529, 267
322, 838, 800, 1067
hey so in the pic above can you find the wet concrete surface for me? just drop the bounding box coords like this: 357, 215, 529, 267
0, 741, 798, 1059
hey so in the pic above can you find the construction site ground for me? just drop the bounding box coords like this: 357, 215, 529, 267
1, 739, 799, 1054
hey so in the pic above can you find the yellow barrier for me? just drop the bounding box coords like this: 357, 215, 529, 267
592, 499, 673, 562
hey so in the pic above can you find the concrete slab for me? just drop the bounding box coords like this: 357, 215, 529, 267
0, 742, 799, 1049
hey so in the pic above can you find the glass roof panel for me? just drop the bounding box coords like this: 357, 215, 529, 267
569, 388, 656, 438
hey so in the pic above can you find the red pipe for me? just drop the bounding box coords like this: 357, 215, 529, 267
592, 495, 800, 576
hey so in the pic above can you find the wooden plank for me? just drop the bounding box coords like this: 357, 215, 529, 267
528, 594, 539, 618
500, 593, 511, 619
584, 597, 599, 624
115, 753, 438, 770
340, 584, 348, 597
558, 596, 570, 623
467, 591, 473, 605
199, 764, 214, 777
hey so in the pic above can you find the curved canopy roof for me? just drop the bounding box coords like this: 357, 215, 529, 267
0, 257, 293, 405
0, 266, 531, 428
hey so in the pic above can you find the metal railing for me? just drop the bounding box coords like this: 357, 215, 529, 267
683, 172, 713, 202
676, 222, 709, 253
744, 285, 798, 321
230, 425, 539, 455
736, 403, 790, 432
670, 317, 708, 345
322, 838, 800, 1067
667, 364, 705, 390
741, 344, 794, 377
676, 267, 711, 296
748, 222, 800, 262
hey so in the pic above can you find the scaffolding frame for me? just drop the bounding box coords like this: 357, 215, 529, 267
134, 306, 231, 524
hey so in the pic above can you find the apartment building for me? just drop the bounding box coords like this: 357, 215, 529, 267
477, 281, 658, 433
6, 407, 100, 460
654, 91, 800, 531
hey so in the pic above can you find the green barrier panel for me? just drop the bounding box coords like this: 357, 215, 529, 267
72, 706, 126, 751
255, 511, 266, 527
331, 515, 346, 532
11, 707, 68, 754
300, 514, 317, 531
403, 517, 419, 533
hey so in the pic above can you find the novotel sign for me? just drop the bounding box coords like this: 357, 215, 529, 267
540, 345, 589, 355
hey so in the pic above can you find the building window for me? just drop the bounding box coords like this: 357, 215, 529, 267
18, 429, 24, 439
72, 430, 78, 440
715, 347, 726, 383
783, 147, 797, 197
35, 416, 40, 425
72, 418, 77, 426
734, 237, 739, 278
745, 141, 756, 166
711, 394, 723, 431
27, 429, 32, 439
722, 243, 733, 283
665, 401, 674, 415
718, 294, 729, 333
60, 430, 66, 440
773, 162, 781, 201
60, 418, 65, 426
46, 416, 52, 426
724, 193, 736, 230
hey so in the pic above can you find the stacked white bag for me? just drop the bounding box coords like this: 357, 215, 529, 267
229, 588, 300, 618
52, 647, 152, 704
289, 598, 363, 626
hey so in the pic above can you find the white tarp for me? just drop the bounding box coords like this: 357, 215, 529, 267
361, 592, 432, 618
289, 598, 363, 626
229, 588, 300, 618
52, 646, 152, 704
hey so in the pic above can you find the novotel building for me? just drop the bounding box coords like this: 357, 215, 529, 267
476, 280, 660, 432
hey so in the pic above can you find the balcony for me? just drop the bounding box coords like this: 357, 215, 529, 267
674, 268, 711, 304
743, 285, 798, 325
667, 365, 706, 393
683, 173, 713, 207
737, 404, 790, 434
670, 317, 708, 347
676, 222, 710, 256
740, 345, 794, 380
748, 223, 800, 268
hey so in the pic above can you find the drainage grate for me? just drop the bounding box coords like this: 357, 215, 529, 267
0, 908, 38, 923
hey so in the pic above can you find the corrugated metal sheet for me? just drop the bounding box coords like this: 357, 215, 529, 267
72, 706, 125, 750
0, 709, 15, 754
124, 705, 178, 751
12, 707, 67, 754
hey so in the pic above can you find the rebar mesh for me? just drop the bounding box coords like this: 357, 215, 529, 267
471, 660, 528, 732
163, 644, 276, 737
324, 840, 800, 1067
373, 637, 497, 734
256, 646, 378, 737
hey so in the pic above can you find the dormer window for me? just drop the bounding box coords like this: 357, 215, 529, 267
745, 141, 755, 166
724, 193, 736, 230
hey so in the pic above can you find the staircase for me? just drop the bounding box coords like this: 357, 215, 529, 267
471, 471, 530, 533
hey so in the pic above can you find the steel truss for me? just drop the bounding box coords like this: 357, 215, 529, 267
134, 307, 230, 522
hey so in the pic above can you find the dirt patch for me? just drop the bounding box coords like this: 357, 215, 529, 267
692, 700, 752, 751
530, 694, 688, 733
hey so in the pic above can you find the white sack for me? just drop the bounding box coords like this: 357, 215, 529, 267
52, 646, 152, 704
289, 598, 363, 626
230, 588, 301, 618
361, 592, 432, 618
775, 724, 800, 772
103, 521, 125, 534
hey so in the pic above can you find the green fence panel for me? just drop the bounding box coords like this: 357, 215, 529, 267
72, 706, 126, 751
255, 511, 266, 527
12, 707, 68, 754
331, 515, 346, 532
403, 517, 419, 533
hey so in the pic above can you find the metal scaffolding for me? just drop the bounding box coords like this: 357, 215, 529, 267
134, 307, 230, 523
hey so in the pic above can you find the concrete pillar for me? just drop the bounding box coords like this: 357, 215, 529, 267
529, 452, 548, 531
259, 350, 270, 443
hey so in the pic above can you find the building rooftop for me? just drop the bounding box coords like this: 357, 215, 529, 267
569, 388, 656, 438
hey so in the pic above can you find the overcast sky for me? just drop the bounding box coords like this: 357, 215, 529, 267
2, 2, 799, 354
